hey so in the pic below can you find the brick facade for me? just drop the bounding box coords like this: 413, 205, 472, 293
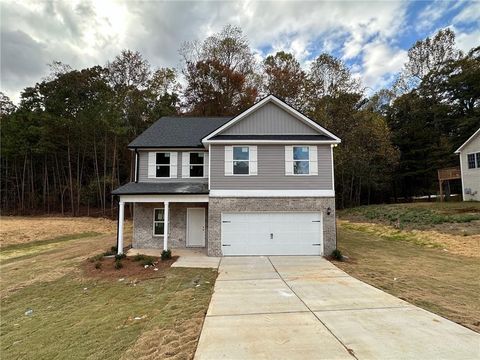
206, 197, 337, 256
133, 202, 208, 249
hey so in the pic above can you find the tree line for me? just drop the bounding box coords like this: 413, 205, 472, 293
1, 25, 479, 215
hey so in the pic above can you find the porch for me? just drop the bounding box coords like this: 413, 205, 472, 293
112, 182, 209, 255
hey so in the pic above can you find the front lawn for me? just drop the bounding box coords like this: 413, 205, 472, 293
335, 203, 480, 332
0, 217, 216, 360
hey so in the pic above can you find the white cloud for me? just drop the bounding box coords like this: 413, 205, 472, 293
456, 29, 480, 53
453, 1, 480, 23
359, 42, 407, 91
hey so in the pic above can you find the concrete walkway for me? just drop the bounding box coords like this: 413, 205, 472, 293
195, 256, 479, 360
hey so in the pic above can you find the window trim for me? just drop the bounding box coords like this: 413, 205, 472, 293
188, 152, 206, 178
466, 152, 480, 170
293, 146, 311, 176
155, 152, 171, 178
232, 146, 251, 176
152, 208, 165, 237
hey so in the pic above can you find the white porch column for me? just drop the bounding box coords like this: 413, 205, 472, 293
117, 201, 125, 255
164, 201, 169, 251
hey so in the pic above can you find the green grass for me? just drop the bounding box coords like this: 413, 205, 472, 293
335, 224, 480, 332
0, 232, 101, 264
0, 268, 217, 360
340, 202, 480, 228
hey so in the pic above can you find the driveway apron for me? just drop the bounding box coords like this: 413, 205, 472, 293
194, 256, 479, 360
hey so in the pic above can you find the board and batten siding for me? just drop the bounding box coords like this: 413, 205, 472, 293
459, 133, 480, 201
138, 150, 209, 183
222, 102, 319, 135
209, 144, 333, 190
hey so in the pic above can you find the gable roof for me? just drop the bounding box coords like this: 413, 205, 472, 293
202, 95, 341, 144
128, 116, 232, 148
454, 127, 480, 154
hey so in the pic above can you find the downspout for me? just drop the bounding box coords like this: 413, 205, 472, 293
135, 148, 139, 183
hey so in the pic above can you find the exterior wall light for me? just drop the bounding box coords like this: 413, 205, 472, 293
326, 207, 332, 216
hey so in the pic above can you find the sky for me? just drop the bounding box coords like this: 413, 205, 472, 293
1, 0, 479, 103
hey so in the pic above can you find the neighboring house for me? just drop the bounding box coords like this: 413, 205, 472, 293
112, 95, 341, 256
455, 128, 480, 201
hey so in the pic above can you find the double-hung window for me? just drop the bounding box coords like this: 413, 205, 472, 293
153, 208, 164, 236
233, 146, 250, 175
189, 153, 205, 177
225, 146, 257, 176
467, 153, 480, 169
285, 145, 318, 176
156, 153, 170, 177
293, 146, 310, 175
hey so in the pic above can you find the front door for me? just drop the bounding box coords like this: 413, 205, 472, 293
186, 208, 206, 247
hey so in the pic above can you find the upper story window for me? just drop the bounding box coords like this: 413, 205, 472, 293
293, 146, 310, 175
148, 152, 177, 179
189, 152, 205, 177
233, 147, 250, 175
156, 153, 171, 177
224, 146, 257, 176
467, 153, 480, 169
285, 145, 318, 176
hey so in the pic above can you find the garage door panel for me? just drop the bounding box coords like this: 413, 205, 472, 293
221, 212, 323, 256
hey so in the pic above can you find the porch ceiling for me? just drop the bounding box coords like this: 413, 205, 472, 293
112, 181, 208, 195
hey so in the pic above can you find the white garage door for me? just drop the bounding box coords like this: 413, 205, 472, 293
221, 212, 323, 256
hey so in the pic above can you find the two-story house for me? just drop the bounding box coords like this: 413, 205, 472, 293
112, 95, 341, 256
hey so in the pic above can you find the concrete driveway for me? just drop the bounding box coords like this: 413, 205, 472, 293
195, 256, 479, 360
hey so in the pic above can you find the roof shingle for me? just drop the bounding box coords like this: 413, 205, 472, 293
128, 116, 232, 148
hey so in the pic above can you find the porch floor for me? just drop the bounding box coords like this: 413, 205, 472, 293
126, 248, 220, 269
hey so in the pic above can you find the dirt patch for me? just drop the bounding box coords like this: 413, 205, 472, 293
0, 216, 125, 247
81, 256, 179, 281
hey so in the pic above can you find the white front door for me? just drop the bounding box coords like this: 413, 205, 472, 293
221, 212, 323, 256
187, 208, 206, 247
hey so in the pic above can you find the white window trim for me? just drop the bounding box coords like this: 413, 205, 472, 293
232, 146, 251, 176
153, 208, 165, 237
150, 151, 177, 179
285, 145, 318, 176
466, 152, 479, 169
293, 146, 310, 176
188, 152, 207, 178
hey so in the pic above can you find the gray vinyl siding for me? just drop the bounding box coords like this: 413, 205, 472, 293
138, 150, 208, 183
222, 102, 319, 135
210, 145, 333, 190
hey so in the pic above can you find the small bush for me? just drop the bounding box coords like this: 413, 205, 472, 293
161, 249, 172, 261
331, 249, 343, 261
114, 259, 123, 269
95, 261, 102, 269
89, 254, 104, 263
115, 253, 126, 260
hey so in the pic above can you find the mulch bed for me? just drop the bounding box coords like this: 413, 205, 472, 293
82, 256, 179, 281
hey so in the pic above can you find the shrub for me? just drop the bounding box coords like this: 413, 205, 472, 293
114, 259, 123, 269
132, 254, 157, 266
95, 261, 102, 269
331, 249, 343, 261
89, 254, 104, 263
115, 253, 126, 260
161, 249, 172, 261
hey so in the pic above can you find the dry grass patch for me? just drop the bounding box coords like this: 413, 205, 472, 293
0, 216, 119, 247
339, 220, 480, 258
1, 269, 216, 360
335, 225, 480, 332
0, 217, 216, 360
